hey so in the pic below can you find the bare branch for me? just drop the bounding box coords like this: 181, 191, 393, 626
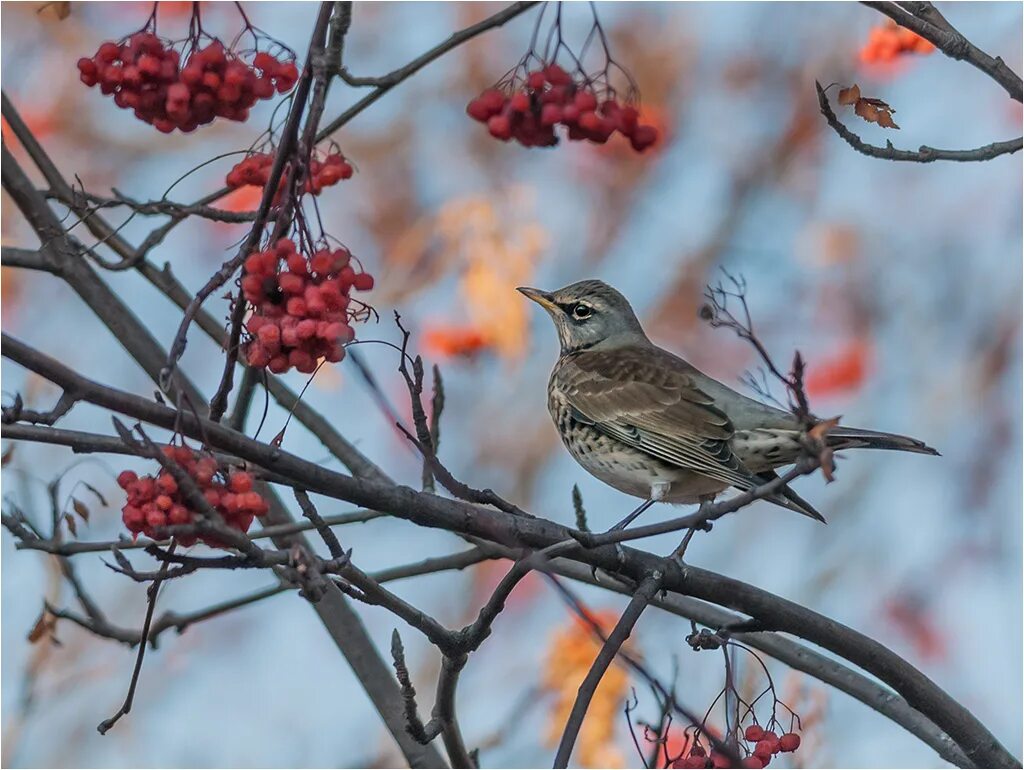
816, 82, 1022, 163
862, 1, 1022, 101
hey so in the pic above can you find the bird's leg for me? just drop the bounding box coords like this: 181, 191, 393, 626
608, 499, 655, 532
608, 481, 670, 532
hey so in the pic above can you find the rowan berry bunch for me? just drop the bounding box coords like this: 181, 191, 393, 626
241, 237, 373, 374
467, 2, 659, 152
76, 4, 298, 132
226, 147, 354, 204
653, 635, 806, 769
467, 62, 658, 152
117, 446, 268, 547
669, 725, 801, 769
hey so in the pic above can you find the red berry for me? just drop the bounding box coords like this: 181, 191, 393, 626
117, 470, 139, 489
167, 82, 190, 103
616, 105, 639, 134
574, 91, 598, 112
276, 62, 299, 92
526, 70, 547, 90
97, 42, 121, 63
630, 124, 659, 152
509, 91, 530, 112
467, 97, 494, 122
156, 473, 178, 494
578, 111, 601, 132
169, 505, 191, 525
479, 88, 505, 112
675, 757, 706, 769
487, 114, 512, 141
561, 104, 580, 123
540, 103, 562, 127
740, 757, 763, 769
778, 734, 800, 753
744, 725, 765, 742
246, 341, 271, 368
543, 63, 573, 86
352, 272, 374, 291
279, 272, 306, 296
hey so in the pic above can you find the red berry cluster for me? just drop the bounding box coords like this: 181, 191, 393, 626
241, 238, 374, 374
117, 447, 268, 547
741, 726, 801, 769
671, 728, 800, 769
226, 151, 354, 204
467, 63, 658, 152
77, 33, 298, 132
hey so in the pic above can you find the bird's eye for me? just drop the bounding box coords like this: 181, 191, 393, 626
571, 303, 592, 320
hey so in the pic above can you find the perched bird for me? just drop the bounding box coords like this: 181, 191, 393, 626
518, 279, 938, 525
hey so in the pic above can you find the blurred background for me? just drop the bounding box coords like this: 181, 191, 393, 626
1, 2, 1021, 767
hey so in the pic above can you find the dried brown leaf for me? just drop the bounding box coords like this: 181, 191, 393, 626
72, 497, 90, 522
847, 91, 900, 130
837, 84, 861, 106
808, 416, 841, 483
1, 444, 13, 467
63, 512, 78, 538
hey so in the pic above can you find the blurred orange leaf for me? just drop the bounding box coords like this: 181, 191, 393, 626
432, 190, 546, 362
423, 324, 491, 359
471, 558, 541, 610
805, 339, 871, 398
860, 20, 935, 65
884, 594, 947, 663
542, 609, 631, 767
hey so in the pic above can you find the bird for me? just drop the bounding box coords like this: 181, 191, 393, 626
517, 279, 938, 526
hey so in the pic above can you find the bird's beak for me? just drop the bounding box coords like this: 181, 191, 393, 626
516, 286, 557, 311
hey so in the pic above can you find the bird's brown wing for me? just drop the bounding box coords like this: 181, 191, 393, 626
555, 346, 762, 491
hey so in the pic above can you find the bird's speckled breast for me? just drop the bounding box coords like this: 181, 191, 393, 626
547, 378, 726, 503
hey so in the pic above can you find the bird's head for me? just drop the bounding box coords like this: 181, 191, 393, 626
517, 279, 648, 354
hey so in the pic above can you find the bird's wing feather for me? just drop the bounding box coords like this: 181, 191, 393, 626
556, 347, 762, 490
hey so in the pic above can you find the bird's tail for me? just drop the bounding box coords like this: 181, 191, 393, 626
827, 426, 940, 456
756, 471, 827, 523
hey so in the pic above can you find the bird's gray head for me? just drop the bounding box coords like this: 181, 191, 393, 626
517, 279, 648, 354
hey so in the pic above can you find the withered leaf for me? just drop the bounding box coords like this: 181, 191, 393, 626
808, 416, 842, 483
63, 512, 78, 537
27, 609, 57, 644
837, 84, 861, 106
1, 444, 13, 467
72, 497, 90, 522
846, 89, 900, 130
808, 415, 841, 443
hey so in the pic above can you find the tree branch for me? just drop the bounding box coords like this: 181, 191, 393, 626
862, 1, 1022, 101
816, 82, 1022, 163
2, 337, 1017, 766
